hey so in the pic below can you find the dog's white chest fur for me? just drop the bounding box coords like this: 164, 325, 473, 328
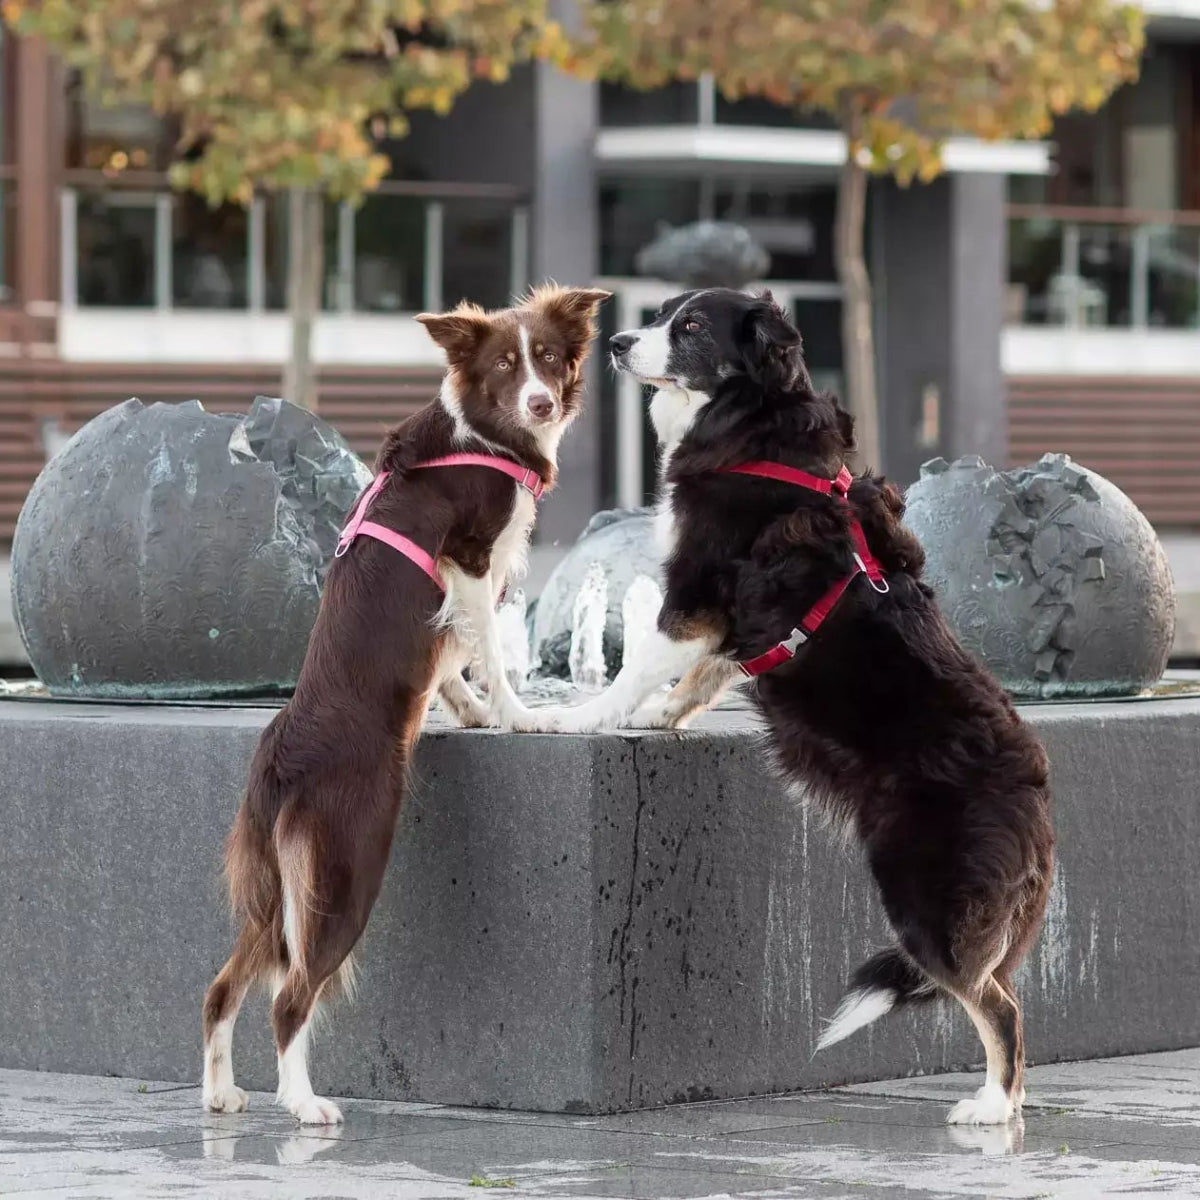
491, 488, 537, 598
650, 386, 711, 557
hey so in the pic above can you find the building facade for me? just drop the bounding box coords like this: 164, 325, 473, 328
1, 3, 1199, 545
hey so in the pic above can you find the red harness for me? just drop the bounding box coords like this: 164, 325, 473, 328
334, 454, 545, 591
716, 461, 888, 677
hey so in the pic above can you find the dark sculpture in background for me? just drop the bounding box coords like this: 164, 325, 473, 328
636, 220, 771, 289
905, 453, 1175, 698
11, 396, 371, 699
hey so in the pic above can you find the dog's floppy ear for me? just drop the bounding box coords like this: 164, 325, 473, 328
416, 303, 493, 362
745, 291, 803, 389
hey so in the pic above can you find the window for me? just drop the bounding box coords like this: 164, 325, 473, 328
599, 82, 698, 126
599, 178, 702, 277
75, 190, 156, 307
441, 198, 514, 310
353, 194, 425, 312
173, 193, 249, 309
65, 70, 172, 172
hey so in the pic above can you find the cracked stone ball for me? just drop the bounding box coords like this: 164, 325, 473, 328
904, 453, 1175, 698
12, 396, 372, 699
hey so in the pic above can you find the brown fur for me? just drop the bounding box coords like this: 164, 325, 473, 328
201, 285, 608, 1120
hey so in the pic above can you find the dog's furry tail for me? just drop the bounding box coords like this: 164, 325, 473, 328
815, 946, 940, 1051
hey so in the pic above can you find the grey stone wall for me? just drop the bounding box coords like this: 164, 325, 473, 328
1, 699, 1197, 1112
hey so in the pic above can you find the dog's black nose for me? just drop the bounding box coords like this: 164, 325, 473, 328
610, 332, 637, 356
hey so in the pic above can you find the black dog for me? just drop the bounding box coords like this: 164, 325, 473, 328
524, 288, 1054, 1125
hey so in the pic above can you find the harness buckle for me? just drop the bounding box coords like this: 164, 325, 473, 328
334, 539, 351, 558
781, 626, 809, 654
854, 552, 890, 593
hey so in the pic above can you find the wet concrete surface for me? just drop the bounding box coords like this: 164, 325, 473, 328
2, 1050, 1199, 1198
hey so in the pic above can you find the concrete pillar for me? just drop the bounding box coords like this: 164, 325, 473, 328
530, 31, 600, 544
873, 173, 1007, 486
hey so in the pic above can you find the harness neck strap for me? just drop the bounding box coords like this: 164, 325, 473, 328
719, 460, 883, 584
414, 453, 546, 499
716, 458, 889, 676
333, 453, 547, 590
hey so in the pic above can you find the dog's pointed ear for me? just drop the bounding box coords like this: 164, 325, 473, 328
416, 304, 492, 362
835, 402, 857, 452
529, 285, 612, 333
745, 293, 803, 388
530, 285, 613, 375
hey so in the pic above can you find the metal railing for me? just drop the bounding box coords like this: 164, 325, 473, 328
59, 173, 530, 316
1007, 204, 1200, 330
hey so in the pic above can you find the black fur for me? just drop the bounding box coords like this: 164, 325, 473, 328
623, 288, 1055, 1117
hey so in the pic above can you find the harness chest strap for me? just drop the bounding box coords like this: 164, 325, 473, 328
334, 454, 546, 591
716, 460, 888, 678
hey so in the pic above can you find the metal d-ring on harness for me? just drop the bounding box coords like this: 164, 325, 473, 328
714, 461, 889, 677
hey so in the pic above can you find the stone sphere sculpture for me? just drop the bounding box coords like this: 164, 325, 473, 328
12, 395, 372, 699
532, 507, 659, 679
904, 453, 1175, 698
635, 220, 771, 289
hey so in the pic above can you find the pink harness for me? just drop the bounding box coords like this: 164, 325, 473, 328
334, 454, 546, 591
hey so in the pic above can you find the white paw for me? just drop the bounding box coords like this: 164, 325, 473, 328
287, 1095, 344, 1126
946, 1083, 1014, 1126
203, 1084, 248, 1114
632, 703, 693, 730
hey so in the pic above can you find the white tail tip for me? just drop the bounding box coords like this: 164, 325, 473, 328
815, 987, 896, 1051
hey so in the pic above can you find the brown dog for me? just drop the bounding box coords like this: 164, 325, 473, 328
200, 285, 609, 1123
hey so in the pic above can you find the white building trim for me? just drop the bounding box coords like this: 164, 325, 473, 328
595, 126, 1051, 176
58, 310, 446, 367
1003, 326, 1200, 377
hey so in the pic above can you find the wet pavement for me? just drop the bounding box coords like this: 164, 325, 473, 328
2, 1051, 1200, 1198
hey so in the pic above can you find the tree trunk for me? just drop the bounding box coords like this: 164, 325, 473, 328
834, 117, 882, 472
283, 187, 323, 411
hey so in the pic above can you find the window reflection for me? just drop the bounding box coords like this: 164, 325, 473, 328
262, 193, 340, 311
442, 199, 512, 310
1008, 219, 1066, 326
1078, 225, 1132, 328
1147, 226, 1200, 328
172, 194, 248, 309
354, 194, 425, 312
76, 191, 155, 307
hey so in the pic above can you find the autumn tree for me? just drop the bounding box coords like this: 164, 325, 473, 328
567, 0, 1144, 470
3, 0, 556, 409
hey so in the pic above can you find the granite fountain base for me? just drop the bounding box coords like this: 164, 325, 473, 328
0, 695, 1196, 1113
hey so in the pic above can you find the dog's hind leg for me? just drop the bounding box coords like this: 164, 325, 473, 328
202, 921, 273, 1113
946, 975, 1023, 1126
271, 820, 389, 1125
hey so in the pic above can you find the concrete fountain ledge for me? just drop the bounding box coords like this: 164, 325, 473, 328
0, 696, 1197, 1113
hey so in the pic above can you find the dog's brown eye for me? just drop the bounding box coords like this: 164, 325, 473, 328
496, 359, 511, 371
684, 319, 701, 333
542, 351, 557, 364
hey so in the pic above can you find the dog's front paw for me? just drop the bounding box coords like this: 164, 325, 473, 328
631, 702, 688, 730
505, 706, 602, 734
203, 1084, 248, 1114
